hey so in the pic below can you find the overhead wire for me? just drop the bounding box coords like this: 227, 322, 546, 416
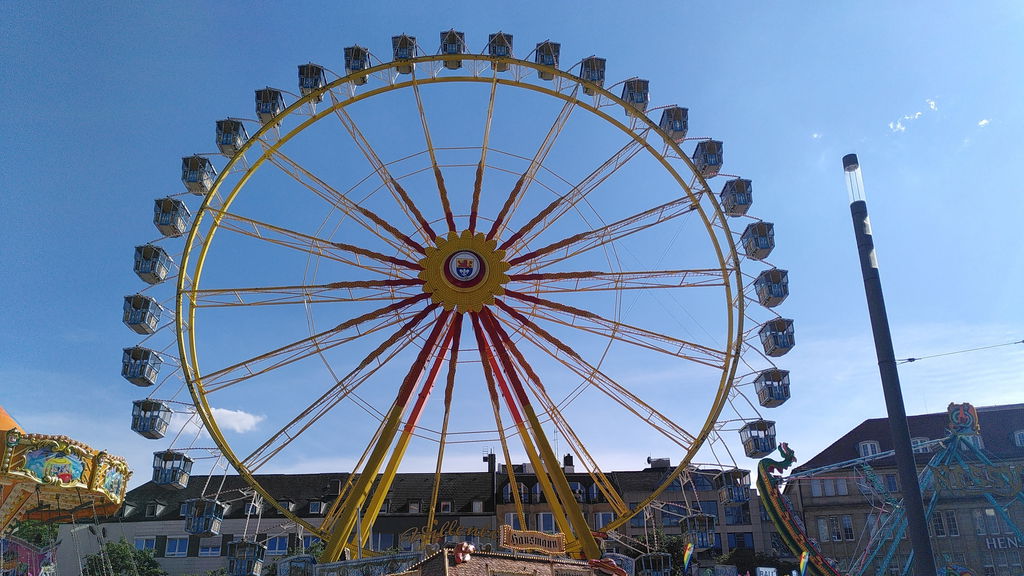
897, 338, 1022, 364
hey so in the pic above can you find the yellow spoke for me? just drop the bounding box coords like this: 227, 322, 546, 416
199, 294, 430, 393
242, 304, 439, 472
502, 290, 726, 368
509, 269, 725, 294
508, 194, 699, 272
469, 71, 499, 233
326, 91, 437, 245
492, 300, 698, 451
487, 87, 579, 241
410, 67, 456, 233
190, 279, 423, 308
501, 137, 645, 256
262, 146, 425, 259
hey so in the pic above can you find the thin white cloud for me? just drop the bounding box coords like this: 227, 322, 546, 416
811, 132, 822, 140
889, 120, 906, 133
210, 407, 265, 433
978, 119, 990, 127
926, 99, 938, 111
889, 101, 938, 133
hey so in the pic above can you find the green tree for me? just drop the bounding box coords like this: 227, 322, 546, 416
9, 519, 58, 547
82, 539, 167, 576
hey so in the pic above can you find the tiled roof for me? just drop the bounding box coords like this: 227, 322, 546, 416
794, 403, 1024, 472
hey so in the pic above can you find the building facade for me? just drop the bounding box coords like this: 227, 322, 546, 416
56, 456, 785, 576
787, 403, 1024, 576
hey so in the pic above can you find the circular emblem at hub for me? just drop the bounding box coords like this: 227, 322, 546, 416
445, 251, 484, 287
418, 230, 511, 313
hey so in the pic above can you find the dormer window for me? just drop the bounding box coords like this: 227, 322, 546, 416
439, 500, 453, 513
472, 500, 484, 513
858, 440, 880, 458
309, 501, 323, 515
277, 499, 294, 512
408, 501, 420, 514
244, 501, 263, 515
1014, 430, 1024, 448
911, 437, 931, 454
144, 502, 166, 518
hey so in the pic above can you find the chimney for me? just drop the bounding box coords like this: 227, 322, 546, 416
563, 454, 575, 473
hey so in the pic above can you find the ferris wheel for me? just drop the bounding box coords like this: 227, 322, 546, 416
122, 30, 795, 563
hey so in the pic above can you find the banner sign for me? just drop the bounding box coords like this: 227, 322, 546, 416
499, 525, 566, 554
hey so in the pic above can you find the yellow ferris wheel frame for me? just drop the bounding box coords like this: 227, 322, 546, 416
175, 51, 746, 562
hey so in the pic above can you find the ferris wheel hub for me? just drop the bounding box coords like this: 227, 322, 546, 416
419, 230, 511, 313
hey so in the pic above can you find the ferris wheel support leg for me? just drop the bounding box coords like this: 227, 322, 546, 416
480, 310, 602, 560
321, 312, 452, 562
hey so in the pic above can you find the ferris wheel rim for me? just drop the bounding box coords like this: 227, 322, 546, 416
173, 51, 747, 549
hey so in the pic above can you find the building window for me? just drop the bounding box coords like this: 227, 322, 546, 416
964, 435, 985, 449
267, 536, 289, 556
439, 500, 453, 513
134, 537, 156, 551
145, 503, 159, 518
179, 502, 189, 516
472, 500, 484, 513
911, 437, 931, 453
532, 484, 545, 504
662, 502, 685, 527
277, 500, 293, 512
245, 501, 262, 515
594, 512, 614, 529
629, 503, 645, 528
841, 515, 855, 540
726, 532, 754, 550
1014, 430, 1024, 448
303, 536, 321, 552
372, 532, 394, 551
407, 501, 420, 514
811, 477, 849, 497
883, 474, 899, 492
504, 513, 522, 530
536, 512, 555, 533
165, 537, 188, 558
308, 501, 323, 515
724, 504, 751, 526
829, 517, 842, 541
932, 512, 947, 537
858, 441, 880, 458
199, 539, 221, 557
945, 510, 959, 536
502, 482, 527, 504
817, 518, 829, 542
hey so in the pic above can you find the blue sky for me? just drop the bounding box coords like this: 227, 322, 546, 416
2, 2, 1022, 491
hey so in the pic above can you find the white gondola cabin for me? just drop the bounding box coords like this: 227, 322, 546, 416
228, 540, 267, 576
183, 498, 227, 537
580, 57, 606, 95
740, 420, 777, 458
131, 399, 171, 439
123, 294, 162, 335
621, 79, 650, 117
277, 555, 316, 576
153, 197, 191, 238
344, 46, 370, 85
535, 41, 560, 80
659, 107, 688, 141
181, 155, 216, 196
488, 33, 513, 71
392, 35, 417, 74
255, 88, 285, 125
682, 513, 717, 551
754, 268, 789, 308
720, 178, 753, 217
755, 369, 791, 408
134, 244, 171, 285
741, 221, 775, 260
440, 30, 466, 70
758, 318, 795, 357
716, 469, 751, 504
152, 451, 193, 490
216, 119, 248, 156
122, 346, 163, 387
297, 63, 326, 101
692, 140, 723, 178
